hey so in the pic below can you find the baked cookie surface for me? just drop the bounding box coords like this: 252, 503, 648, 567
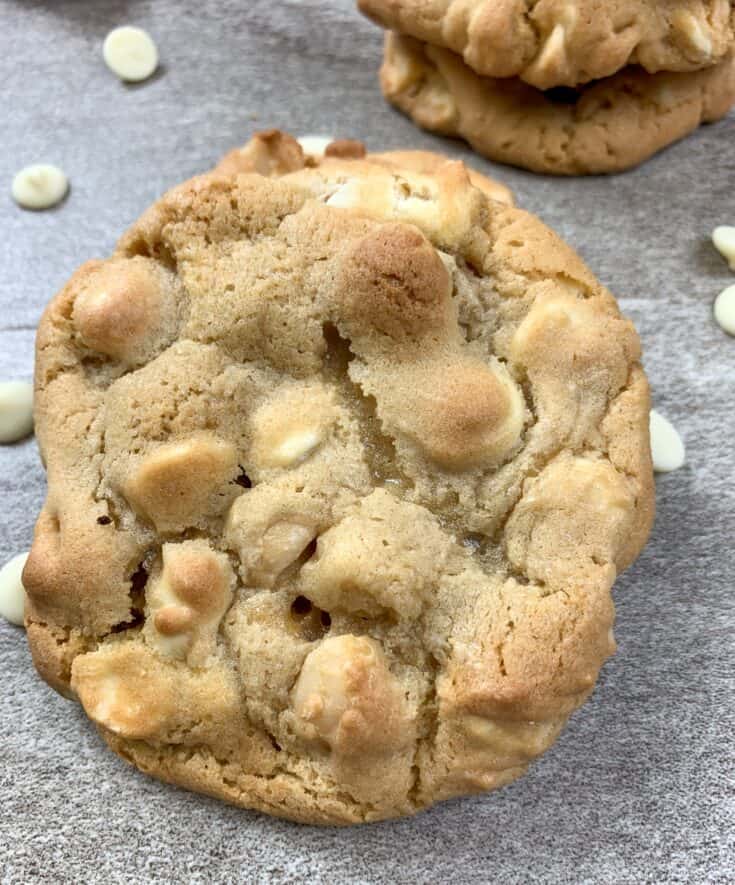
360, 0, 735, 89
382, 33, 735, 175
24, 131, 653, 824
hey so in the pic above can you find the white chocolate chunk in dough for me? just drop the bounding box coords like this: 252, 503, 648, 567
326, 179, 363, 209
11, 165, 68, 210
298, 135, 334, 157
535, 24, 566, 71
83, 674, 123, 733
0, 552, 29, 627
0, 381, 34, 443
673, 10, 713, 56
650, 410, 686, 473
259, 522, 315, 580
144, 541, 234, 664
712, 226, 735, 270
272, 428, 323, 466
250, 384, 336, 470
714, 284, 735, 336
103, 26, 159, 82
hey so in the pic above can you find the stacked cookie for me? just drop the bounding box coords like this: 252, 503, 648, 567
359, 0, 735, 173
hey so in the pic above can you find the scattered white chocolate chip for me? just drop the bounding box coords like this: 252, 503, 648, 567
103, 26, 159, 82
649, 409, 686, 473
297, 135, 333, 157
11, 164, 68, 210
272, 428, 323, 467
712, 226, 735, 270
0, 552, 29, 627
714, 284, 735, 335
0, 381, 34, 443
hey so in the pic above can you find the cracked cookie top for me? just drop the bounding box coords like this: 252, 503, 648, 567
359, 0, 735, 88
24, 130, 653, 825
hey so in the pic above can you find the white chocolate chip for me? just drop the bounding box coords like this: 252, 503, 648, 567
712, 226, 735, 270
673, 10, 713, 56
103, 26, 159, 82
272, 428, 323, 466
714, 284, 735, 336
688, 21, 712, 55
11, 165, 68, 210
84, 675, 123, 733
146, 572, 192, 661
292, 634, 392, 751
150, 626, 190, 660
0, 381, 34, 443
462, 715, 561, 757
649, 409, 686, 473
0, 552, 29, 627
326, 179, 363, 209
416, 78, 457, 126
250, 384, 336, 470
259, 522, 316, 582
297, 135, 333, 157
534, 23, 566, 72
144, 541, 234, 664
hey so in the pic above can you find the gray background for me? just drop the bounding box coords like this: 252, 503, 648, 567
0, 1, 733, 882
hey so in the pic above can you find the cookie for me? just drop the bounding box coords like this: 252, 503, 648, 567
360, 0, 735, 89
24, 130, 654, 824
382, 33, 735, 175
215, 127, 515, 206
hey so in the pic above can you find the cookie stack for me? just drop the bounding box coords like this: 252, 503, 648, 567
359, 0, 735, 173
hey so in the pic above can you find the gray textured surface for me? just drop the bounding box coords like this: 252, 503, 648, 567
1, 1, 733, 882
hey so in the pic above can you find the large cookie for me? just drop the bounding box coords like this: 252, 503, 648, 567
24, 131, 654, 824
382, 33, 735, 175
360, 0, 735, 89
